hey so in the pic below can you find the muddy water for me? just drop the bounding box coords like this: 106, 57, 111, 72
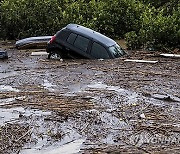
0, 43, 180, 153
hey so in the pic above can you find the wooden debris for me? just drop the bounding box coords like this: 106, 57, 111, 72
124, 59, 158, 63
31, 52, 49, 56
160, 54, 180, 58
152, 94, 180, 102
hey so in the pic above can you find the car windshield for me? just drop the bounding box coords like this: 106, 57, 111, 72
109, 44, 126, 58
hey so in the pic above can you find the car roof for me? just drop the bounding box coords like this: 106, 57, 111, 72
65, 24, 116, 47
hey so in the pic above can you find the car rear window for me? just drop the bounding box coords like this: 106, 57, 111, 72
91, 42, 110, 59
67, 33, 77, 44
56, 29, 70, 41
74, 35, 89, 52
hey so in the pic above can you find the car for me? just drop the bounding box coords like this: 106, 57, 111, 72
16, 36, 52, 49
46, 24, 126, 59
0, 50, 8, 59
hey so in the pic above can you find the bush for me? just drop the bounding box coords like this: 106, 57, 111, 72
125, 31, 141, 49
0, 0, 145, 40
94, 0, 145, 38
0, 0, 64, 39
125, 3, 180, 49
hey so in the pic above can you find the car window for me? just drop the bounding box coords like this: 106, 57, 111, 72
74, 35, 89, 52
57, 29, 70, 41
91, 42, 109, 59
67, 33, 77, 44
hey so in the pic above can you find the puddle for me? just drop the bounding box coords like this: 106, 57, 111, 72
0, 107, 22, 125
75, 109, 127, 146
87, 82, 125, 93
100, 111, 124, 127
0, 107, 51, 126
0, 71, 17, 79
47, 139, 84, 154
65, 82, 138, 104
0, 85, 20, 92
20, 118, 84, 154
0, 98, 16, 105
66, 82, 176, 108
86, 82, 139, 105
125, 92, 139, 104
0, 97, 25, 105
68, 83, 87, 93
21, 139, 85, 154
43, 79, 57, 92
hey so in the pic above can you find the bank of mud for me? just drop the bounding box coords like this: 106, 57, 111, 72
0, 41, 180, 153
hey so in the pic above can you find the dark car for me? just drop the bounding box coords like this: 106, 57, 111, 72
0, 50, 8, 59
47, 24, 126, 59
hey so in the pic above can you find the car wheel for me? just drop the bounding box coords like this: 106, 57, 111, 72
48, 52, 62, 60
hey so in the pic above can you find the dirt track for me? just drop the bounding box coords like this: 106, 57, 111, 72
0, 41, 180, 153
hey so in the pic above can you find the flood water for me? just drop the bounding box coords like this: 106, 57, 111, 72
0, 43, 180, 153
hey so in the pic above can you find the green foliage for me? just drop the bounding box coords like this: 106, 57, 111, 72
0, 0, 179, 49
93, 0, 145, 38
125, 31, 140, 49
125, 3, 180, 49
0, 0, 63, 39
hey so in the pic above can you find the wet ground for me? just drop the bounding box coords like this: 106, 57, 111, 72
0, 41, 180, 154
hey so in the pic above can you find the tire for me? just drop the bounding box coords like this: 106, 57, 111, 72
48, 51, 62, 60
48, 52, 51, 59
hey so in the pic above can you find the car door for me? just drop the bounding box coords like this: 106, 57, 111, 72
66, 33, 92, 58
90, 42, 111, 59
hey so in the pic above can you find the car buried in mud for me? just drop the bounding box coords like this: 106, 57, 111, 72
0, 50, 8, 59
47, 24, 126, 59
15, 36, 52, 49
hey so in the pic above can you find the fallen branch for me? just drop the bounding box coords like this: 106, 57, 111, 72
14, 127, 34, 143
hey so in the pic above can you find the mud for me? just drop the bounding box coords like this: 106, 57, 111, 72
0, 41, 180, 153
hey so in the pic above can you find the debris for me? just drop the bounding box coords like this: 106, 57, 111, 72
44, 139, 85, 154
31, 51, 49, 56
139, 113, 146, 119
124, 59, 158, 63
152, 94, 180, 102
160, 54, 180, 58
0, 124, 31, 154
132, 103, 138, 106
173, 48, 180, 54
0, 85, 20, 92
146, 47, 156, 51
0, 50, 8, 59
14, 127, 34, 143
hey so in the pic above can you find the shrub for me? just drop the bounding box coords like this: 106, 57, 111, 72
94, 0, 145, 38
0, 0, 63, 39
125, 3, 180, 49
